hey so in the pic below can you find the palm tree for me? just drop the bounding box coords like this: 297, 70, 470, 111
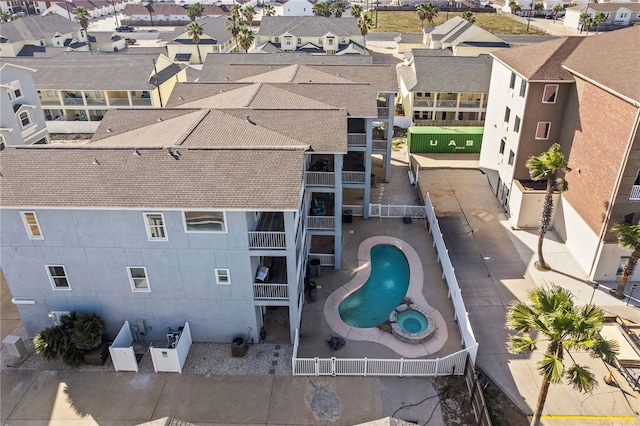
243, 5, 256, 25
610, 222, 640, 299
225, 15, 243, 52
350, 4, 363, 17
313, 1, 331, 17
534, 2, 544, 15
231, 3, 242, 19
593, 11, 606, 33
461, 10, 475, 22
237, 27, 255, 52
579, 12, 589, 32
0, 11, 10, 22
263, 5, 276, 16
357, 13, 373, 49
416, 3, 438, 28
331, 1, 345, 18
583, 15, 595, 35
73, 6, 91, 48
552, 4, 563, 22
506, 285, 619, 426
186, 2, 204, 21
525, 143, 570, 271
187, 21, 204, 64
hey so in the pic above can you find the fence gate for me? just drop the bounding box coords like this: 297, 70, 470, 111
463, 354, 492, 426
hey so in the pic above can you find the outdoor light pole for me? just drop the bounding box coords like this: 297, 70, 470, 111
589, 282, 599, 305
627, 283, 638, 306
526, 2, 533, 32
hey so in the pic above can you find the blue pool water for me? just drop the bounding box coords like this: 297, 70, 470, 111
338, 244, 410, 328
397, 309, 428, 333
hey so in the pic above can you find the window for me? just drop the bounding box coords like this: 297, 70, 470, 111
0, 135, 5, 151
9, 81, 22, 99
509, 72, 516, 89
128, 267, 150, 292
184, 211, 226, 232
535, 122, 551, 140
274, 36, 279, 43
519, 80, 526, 97
328, 38, 334, 46
215, 268, 230, 285
542, 85, 558, 103
47, 265, 70, 290
297, 37, 302, 45
416, 92, 423, 97
21, 211, 43, 239
144, 213, 167, 241
504, 107, 511, 124
499, 139, 506, 155
508, 150, 515, 166
514, 116, 521, 133
284, 36, 292, 46
19, 111, 31, 127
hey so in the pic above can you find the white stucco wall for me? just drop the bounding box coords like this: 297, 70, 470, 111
508, 181, 560, 229
558, 198, 601, 277
283, 0, 314, 16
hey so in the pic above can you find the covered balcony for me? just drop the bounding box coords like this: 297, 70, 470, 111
343, 152, 367, 184
306, 155, 335, 187
248, 212, 286, 249
253, 256, 289, 300
308, 194, 335, 231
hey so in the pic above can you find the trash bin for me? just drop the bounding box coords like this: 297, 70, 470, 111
342, 209, 353, 224
309, 259, 321, 278
231, 336, 247, 357
370, 174, 377, 187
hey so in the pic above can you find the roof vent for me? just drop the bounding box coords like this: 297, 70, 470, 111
107, 127, 113, 133
245, 115, 256, 125
133, 148, 141, 156
178, 96, 184, 101
92, 158, 100, 165
166, 146, 180, 160
225, 76, 229, 80
157, 117, 163, 122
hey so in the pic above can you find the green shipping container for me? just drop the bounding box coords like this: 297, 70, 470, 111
407, 126, 484, 153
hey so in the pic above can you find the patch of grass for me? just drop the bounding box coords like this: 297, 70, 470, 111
370, 11, 545, 34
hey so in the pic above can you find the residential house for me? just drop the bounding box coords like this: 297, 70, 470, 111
0, 62, 49, 146
162, 16, 236, 64
564, 3, 640, 31
1, 52, 188, 133
396, 51, 493, 128
88, 32, 127, 53
282, 0, 315, 16
0, 0, 48, 15
254, 16, 367, 55
478, 27, 640, 282
0, 14, 88, 58
40, 0, 133, 20
396, 17, 509, 57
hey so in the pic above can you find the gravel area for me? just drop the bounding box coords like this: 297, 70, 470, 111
2, 325, 292, 376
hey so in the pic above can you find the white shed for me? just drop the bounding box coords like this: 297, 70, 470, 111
283, 0, 314, 16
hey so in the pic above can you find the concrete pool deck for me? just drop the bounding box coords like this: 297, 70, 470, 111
323, 236, 448, 358
298, 218, 463, 360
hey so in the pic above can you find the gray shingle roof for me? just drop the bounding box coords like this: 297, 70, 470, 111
563, 26, 640, 103
166, 82, 378, 117
566, 3, 640, 12
91, 107, 348, 153
492, 36, 585, 81
0, 15, 80, 43
257, 16, 360, 37
200, 52, 373, 71
200, 62, 397, 92
398, 54, 493, 92
0, 145, 305, 210
1, 52, 184, 90
163, 16, 234, 45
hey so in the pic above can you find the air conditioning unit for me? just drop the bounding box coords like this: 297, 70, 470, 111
2, 335, 27, 358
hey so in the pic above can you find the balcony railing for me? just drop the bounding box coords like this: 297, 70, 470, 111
347, 133, 367, 147
459, 100, 482, 108
306, 172, 335, 187
630, 185, 640, 201
436, 100, 457, 108
342, 171, 366, 184
377, 107, 389, 118
413, 99, 434, 107
372, 140, 387, 151
253, 283, 288, 300
248, 231, 286, 249
307, 216, 335, 230
308, 253, 335, 267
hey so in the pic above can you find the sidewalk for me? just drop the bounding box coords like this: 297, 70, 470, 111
417, 163, 640, 424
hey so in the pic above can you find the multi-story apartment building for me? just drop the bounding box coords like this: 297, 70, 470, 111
479, 27, 640, 282
0, 61, 396, 344
2, 52, 188, 133
0, 62, 49, 146
254, 16, 367, 55
397, 52, 493, 128
564, 3, 640, 31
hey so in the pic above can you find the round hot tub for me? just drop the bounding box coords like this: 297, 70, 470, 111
390, 304, 436, 344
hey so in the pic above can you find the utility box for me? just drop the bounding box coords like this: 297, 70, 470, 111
84, 342, 110, 365
2, 335, 27, 358
231, 337, 247, 357
407, 126, 484, 153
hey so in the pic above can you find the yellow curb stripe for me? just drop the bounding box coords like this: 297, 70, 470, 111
540, 415, 637, 421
